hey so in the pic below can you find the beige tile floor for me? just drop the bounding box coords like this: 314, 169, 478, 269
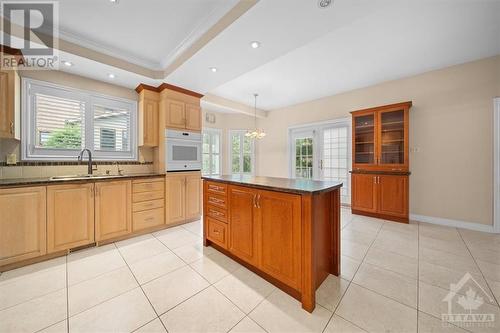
1, 208, 499, 333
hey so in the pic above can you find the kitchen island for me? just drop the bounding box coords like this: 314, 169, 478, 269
202, 175, 342, 312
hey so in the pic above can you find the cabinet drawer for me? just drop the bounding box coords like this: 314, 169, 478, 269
133, 199, 164, 212
206, 205, 228, 223
207, 218, 227, 249
206, 182, 227, 196
133, 208, 164, 231
133, 190, 164, 203
133, 181, 164, 193
206, 193, 227, 209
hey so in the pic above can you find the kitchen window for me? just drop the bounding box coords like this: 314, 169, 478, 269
202, 128, 221, 176
229, 130, 254, 175
22, 78, 137, 161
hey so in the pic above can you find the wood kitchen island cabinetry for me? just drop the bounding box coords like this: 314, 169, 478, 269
203, 175, 342, 313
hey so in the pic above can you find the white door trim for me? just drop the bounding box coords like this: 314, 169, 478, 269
494, 97, 500, 233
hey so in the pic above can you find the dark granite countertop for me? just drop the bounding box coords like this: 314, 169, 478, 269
0, 173, 165, 188
202, 175, 342, 194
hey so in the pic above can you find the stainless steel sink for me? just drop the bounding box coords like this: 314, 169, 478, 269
49, 174, 127, 181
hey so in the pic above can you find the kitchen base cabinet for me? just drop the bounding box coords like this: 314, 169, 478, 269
132, 178, 165, 232
0, 187, 46, 267
351, 172, 409, 223
95, 180, 132, 242
47, 184, 95, 253
203, 178, 342, 313
166, 171, 201, 225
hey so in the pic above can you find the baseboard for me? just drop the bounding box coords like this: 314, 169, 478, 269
410, 213, 497, 233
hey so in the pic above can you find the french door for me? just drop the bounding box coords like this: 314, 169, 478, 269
290, 120, 351, 204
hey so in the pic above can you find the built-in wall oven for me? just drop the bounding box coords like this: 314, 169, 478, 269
165, 129, 202, 171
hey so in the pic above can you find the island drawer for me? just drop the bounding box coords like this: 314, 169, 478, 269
133, 208, 164, 231
207, 217, 227, 249
132, 179, 164, 193
206, 205, 227, 223
133, 199, 164, 212
206, 193, 227, 209
206, 181, 227, 196
133, 190, 164, 203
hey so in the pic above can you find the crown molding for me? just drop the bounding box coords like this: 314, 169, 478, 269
135, 83, 204, 99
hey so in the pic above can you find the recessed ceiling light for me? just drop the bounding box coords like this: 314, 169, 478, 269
108, 73, 115, 79
317, 0, 333, 8
109, 0, 119, 3
209, 67, 217, 73
250, 41, 261, 49
62, 61, 73, 67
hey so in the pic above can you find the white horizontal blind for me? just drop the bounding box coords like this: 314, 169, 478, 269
93, 104, 131, 152
22, 78, 137, 161
34, 93, 86, 150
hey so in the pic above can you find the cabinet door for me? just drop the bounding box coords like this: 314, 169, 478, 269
377, 108, 409, 170
166, 99, 186, 129
351, 173, 377, 213
377, 175, 408, 218
95, 180, 132, 242
0, 70, 14, 138
166, 174, 186, 224
258, 189, 302, 291
47, 184, 95, 253
142, 98, 159, 146
185, 174, 201, 220
0, 187, 46, 266
228, 185, 259, 265
185, 104, 201, 131
352, 112, 377, 169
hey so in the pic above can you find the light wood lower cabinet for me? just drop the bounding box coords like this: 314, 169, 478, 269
351, 173, 409, 222
0, 187, 46, 266
47, 184, 95, 253
132, 178, 165, 232
0, 68, 20, 139
166, 171, 201, 224
95, 180, 132, 242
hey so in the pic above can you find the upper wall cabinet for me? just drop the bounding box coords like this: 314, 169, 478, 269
138, 89, 159, 147
165, 99, 201, 132
351, 101, 411, 172
0, 68, 20, 139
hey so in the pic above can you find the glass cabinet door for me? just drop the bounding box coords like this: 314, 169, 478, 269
353, 114, 375, 165
379, 110, 405, 166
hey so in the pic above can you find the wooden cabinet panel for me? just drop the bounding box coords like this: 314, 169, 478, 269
47, 184, 94, 253
139, 97, 159, 147
207, 193, 227, 209
206, 181, 227, 196
0, 69, 19, 139
132, 180, 164, 193
351, 173, 378, 213
185, 104, 201, 131
95, 180, 132, 242
165, 99, 186, 129
378, 175, 408, 218
228, 186, 258, 265
133, 199, 164, 212
166, 174, 186, 224
0, 187, 46, 266
185, 174, 201, 220
206, 205, 228, 223
259, 190, 302, 291
133, 190, 164, 203
207, 217, 227, 249
133, 208, 164, 231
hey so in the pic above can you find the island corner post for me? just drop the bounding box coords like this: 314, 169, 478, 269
202, 176, 342, 313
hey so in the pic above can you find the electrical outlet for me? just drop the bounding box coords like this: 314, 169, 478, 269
6, 153, 17, 165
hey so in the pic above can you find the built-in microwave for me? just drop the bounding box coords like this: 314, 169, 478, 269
165, 129, 202, 171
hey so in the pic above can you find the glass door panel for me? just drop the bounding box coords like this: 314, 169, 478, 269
294, 137, 314, 179
380, 110, 404, 165
322, 126, 350, 204
354, 114, 375, 165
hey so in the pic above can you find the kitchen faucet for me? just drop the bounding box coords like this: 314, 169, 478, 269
77, 149, 96, 175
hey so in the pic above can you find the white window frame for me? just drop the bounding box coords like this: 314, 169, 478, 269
21, 78, 137, 161
202, 128, 222, 176
228, 130, 255, 175
494, 97, 500, 233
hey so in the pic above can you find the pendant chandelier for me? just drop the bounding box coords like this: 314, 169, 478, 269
245, 93, 266, 139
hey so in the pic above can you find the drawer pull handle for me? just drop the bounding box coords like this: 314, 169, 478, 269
209, 185, 223, 191
210, 209, 223, 217
209, 197, 224, 204
213, 230, 220, 235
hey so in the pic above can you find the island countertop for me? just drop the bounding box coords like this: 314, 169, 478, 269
202, 175, 342, 195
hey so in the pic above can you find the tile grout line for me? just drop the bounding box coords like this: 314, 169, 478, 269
321, 218, 386, 333
457, 229, 500, 308
113, 242, 170, 333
